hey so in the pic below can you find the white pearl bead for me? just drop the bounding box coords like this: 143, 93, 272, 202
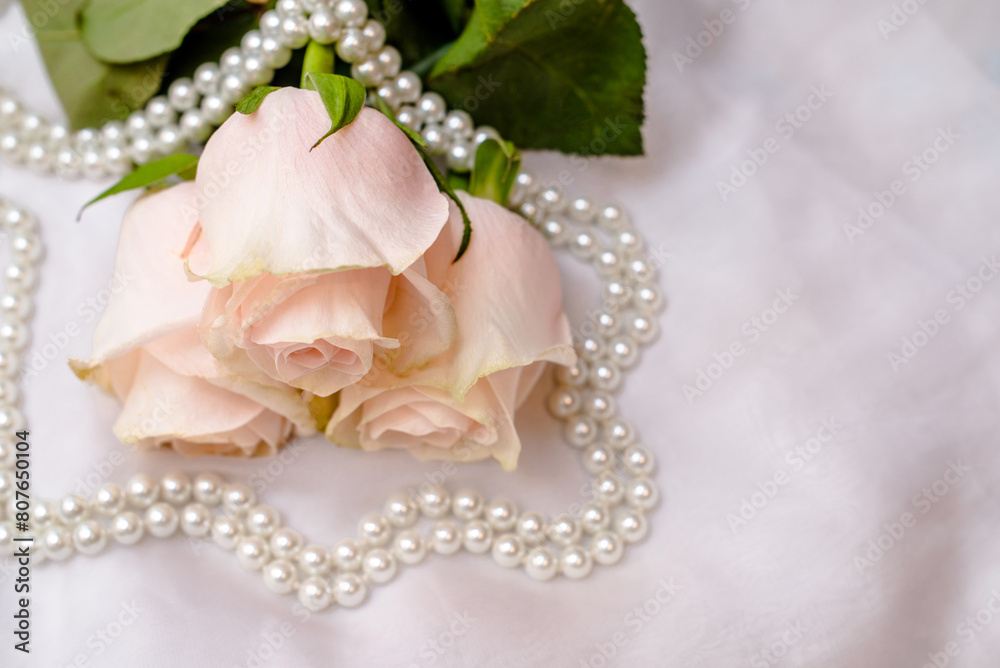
491, 533, 524, 568
275, 0, 303, 18
384, 492, 418, 528
242, 56, 274, 87
393, 529, 427, 564
194, 63, 221, 95
145, 96, 175, 127
622, 445, 655, 477
580, 502, 610, 534
298, 544, 331, 575
127, 133, 155, 164
126, 474, 159, 508
240, 29, 264, 55
259, 37, 292, 69
594, 471, 625, 505
629, 314, 659, 344
167, 77, 198, 111
0, 377, 20, 404
606, 418, 635, 449
219, 73, 249, 105
568, 197, 594, 223
145, 502, 179, 538
578, 335, 605, 362
595, 249, 622, 277
462, 520, 492, 554
626, 478, 659, 510
211, 515, 242, 550
259, 8, 282, 37
417, 92, 446, 124
591, 531, 624, 565
351, 57, 383, 87
525, 547, 558, 581
180, 503, 212, 537
93, 483, 124, 516
446, 141, 473, 172
560, 545, 593, 579
193, 473, 224, 505
431, 519, 461, 555
570, 231, 597, 260
43, 525, 73, 560
485, 499, 517, 532
332, 538, 363, 570
589, 359, 622, 392
472, 125, 500, 146
565, 415, 597, 448
4, 265, 36, 294
395, 105, 420, 130
597, 204, 629, 231
443, 110, 473, 140
421, 123, 449, 154
546, 514, 582, 547
236, 536, 270, 571
515, 511, 546, 545
73, 520, 107, 555
615, 229, 643, 254
614, 508, 648, 543
308, 10, 341, 44
111, 511, 144, 546
362, 19, 386, 51
270, 527, 304, 559
375, 83, 399, 109
452, 489, 483, 521
540, 218, 569, 246
548, 387, 581, 419
336, 28, 369, 63
0, 350, 19, 378
32, 500, 56, 528
634, 285, 664, 313
58, 494, 88, 523
333, 572, 367, 607
377, 46, 402, 79
262, 559, 298, 594
556, 359, 589, 388
582, 444, 613, 474
161, 472, 191, 504
608, 336, 639, 369
298, 577, 332, 611
179, 109, 211, 142
418, 486, 451, 519
334, 0, 368, 28
584, 391, 617, 421
278, 15, 310, 49
247, 505, 281, 537
538, 185, 564, 213
219, 47, 244, 75
358, 513, 391, 547
222, 483, 256, 515
362, 547, 397, 584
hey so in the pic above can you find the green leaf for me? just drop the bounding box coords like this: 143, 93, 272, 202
447, 171, 470, 192
304, 73, 368, 149
468, 138, 521, 206
80, 0, 231, 64
79, 154, 200, 217
363, 0, 460, 67
302, 40, 337, 88
420, 152, 473, 262
236, 86, 282, 115
21, 0, 167, 130
163, 2, 264, 82
372, 95, 428, 147
429, 0, 647, 156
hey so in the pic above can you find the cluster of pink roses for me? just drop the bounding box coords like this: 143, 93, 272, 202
72, 89, 574, 469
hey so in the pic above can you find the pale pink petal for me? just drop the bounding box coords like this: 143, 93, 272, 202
192, 89, 449, 284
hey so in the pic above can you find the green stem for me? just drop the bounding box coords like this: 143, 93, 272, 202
301, 41, 336, 89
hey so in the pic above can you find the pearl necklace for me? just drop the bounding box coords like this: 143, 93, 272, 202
0, 0, 662, 612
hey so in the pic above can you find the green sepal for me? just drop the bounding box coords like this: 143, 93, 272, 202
303, 73, 368, 150
235, 86, 282, 115
468, 138, 520, 206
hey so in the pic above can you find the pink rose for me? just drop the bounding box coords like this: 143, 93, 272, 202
72, 183, 313, 456
188, 89, 456, 396
327, 192, 576, 469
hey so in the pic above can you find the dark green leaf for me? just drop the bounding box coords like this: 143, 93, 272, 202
420, 152, 473, 262
302, 40, 337, 88
79, 154, 200, 217
80, 0, 231, 63
429, 0, 647, 156
372, 95, 428, 146
304, 73, 368, 149
468, 138, 521, 206
21, 0, 167, 130
236, 86, 282, 115
163, 2, 264, 83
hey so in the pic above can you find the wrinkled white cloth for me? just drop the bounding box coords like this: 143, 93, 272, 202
2, 0, 1000, 666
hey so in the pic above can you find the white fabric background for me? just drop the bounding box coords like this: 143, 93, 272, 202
2, 0, 1000, 666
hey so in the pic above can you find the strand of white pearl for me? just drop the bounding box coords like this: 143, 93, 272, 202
0, 183, 661, 611
0, 0, 488, 179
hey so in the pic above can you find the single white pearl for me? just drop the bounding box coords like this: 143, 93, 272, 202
608, 336, 639, 369
351, 57, 383, 87
443, 109, 473, 140
384, 492, 418, 528
3, 265, 36, 295
538, 185, 564, 213
565, 415, 597, 448
73, 520, 107, 555
241, 56, 273, 87
270, 527, 304, 559
560, 545, 593, 579
334, 0, 368, 29
201, 94, 233, 125
211, 515, 242, 550
597, 203, 629, 231
446, 141, 473, 172
58, 494, 88, 523
222, 483, 256, 515
584, 391, 617, 421
336, 28, 369, 63
431, 519, 461, 555
219, 47, 244, 75
0, 377, 20, 405
145, 96, 175, 128
274, 0, 303, 18
111, 511, 145, 546
629, 314, 659, 345
626, 478, 659, 510
332, 538, 363, 570
393, 529, 427, 564
525, 547, 558, 581
377, 46, 402, 79
606, 418, 635, 449
259, 9, 283, 37
145, 502, 179, 538
472, 125, 500, 146
580, 502, 610, 534
240, 29, 264, 55
298, 576, 332, 611
516, 511, 546, 545
180, 503, 212, 537
540, 218, 569, 246
582, 444, 613, 474
395, 105, 420, 130
358, 513, 391, 547
260, 37, 293, 69
308, 10, 341, 44
93, 483, 125, 516
0, 322, 29, 353
333, 572, 367, 607
518, 201, 539, 223
622, 445, 655, 477
485, 499, 518, 532
595, 249, 622, 277
634, 284, 665, 313
568, 197, 594, 223
590, 359, 622, 392
362, 548, 397, 584
179, 109, 211, 142
570, 231, 597, 260
126, 474, 159, 508
615, 229, 644, 254
594, 471, 625, 505
452, 489, 483, 521
262, 559, 298, 594
247, 505, 281, 537
376, 83, 400, 109
548, 387, 581, 419
193, 63, 221, 95
236, 536, 270, 571
43, 525, 73, 560
0, 132, 25, 164
127, 133, 155, 165
614, 508, 648, 543
219, 73, 249, 105
509, 170, 537, 205
491, 533, 524, 569
417, 92, 446, 124
25, 142, 50, 174
555, 360, 588, 390
161, 472, 191, 504
298, 544, 331, 575
578, 335, 605, 362
591, 531, 624, 565
193, 473, 224, 506
32, 500, 56, 528
462, 520, 492, 554
278, 15, 310, 49
546, 514, 582, 547
418, 486, 451, 519
167, 77, 198, 111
